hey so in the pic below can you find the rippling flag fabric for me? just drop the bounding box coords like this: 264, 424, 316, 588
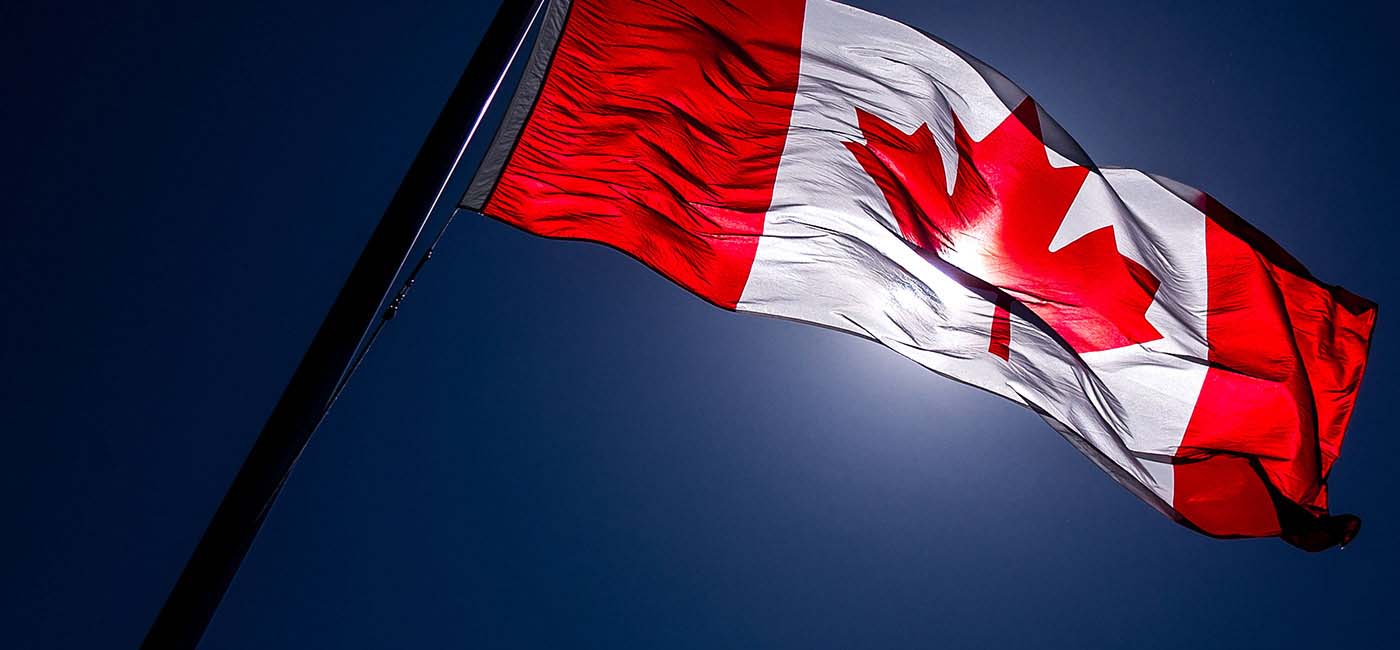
462, 0, 1376, 550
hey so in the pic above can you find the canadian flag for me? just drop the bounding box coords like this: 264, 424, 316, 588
463, 0, 1376, 550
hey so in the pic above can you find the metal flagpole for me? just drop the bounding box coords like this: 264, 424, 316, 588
141, 1, 545, 647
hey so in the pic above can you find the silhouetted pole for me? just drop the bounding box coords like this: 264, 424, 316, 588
141, 2, 543, 647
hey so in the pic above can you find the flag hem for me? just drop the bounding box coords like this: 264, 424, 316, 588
460, 0, 574, 211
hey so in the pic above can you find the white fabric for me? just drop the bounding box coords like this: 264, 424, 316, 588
737, 0, 1218, 510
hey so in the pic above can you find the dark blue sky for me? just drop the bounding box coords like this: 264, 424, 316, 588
5, 1, 1398, 648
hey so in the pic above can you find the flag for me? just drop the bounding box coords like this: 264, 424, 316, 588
462, 0, 1376, 550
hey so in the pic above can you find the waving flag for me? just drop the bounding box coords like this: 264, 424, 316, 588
462, 0, 1375, 550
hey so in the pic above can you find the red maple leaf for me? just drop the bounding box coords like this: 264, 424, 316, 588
844, 99, 1162, 357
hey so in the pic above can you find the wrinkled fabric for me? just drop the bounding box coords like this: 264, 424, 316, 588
470, 0, 1375, 550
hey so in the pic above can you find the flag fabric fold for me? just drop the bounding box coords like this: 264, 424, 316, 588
463, 0, 1376, 549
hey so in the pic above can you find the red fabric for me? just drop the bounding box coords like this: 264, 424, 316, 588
989, 298, 1012, 360
480, 0, 1375, 548
842, 95, 1374, 546
484, 0, 807, 308
1173, 196, 1376, 546
844, 100, 1162, 355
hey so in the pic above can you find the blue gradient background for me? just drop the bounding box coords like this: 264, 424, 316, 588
4, 1, 1397, 648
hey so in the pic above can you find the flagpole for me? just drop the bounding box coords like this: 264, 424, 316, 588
141, 1, 544, 647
